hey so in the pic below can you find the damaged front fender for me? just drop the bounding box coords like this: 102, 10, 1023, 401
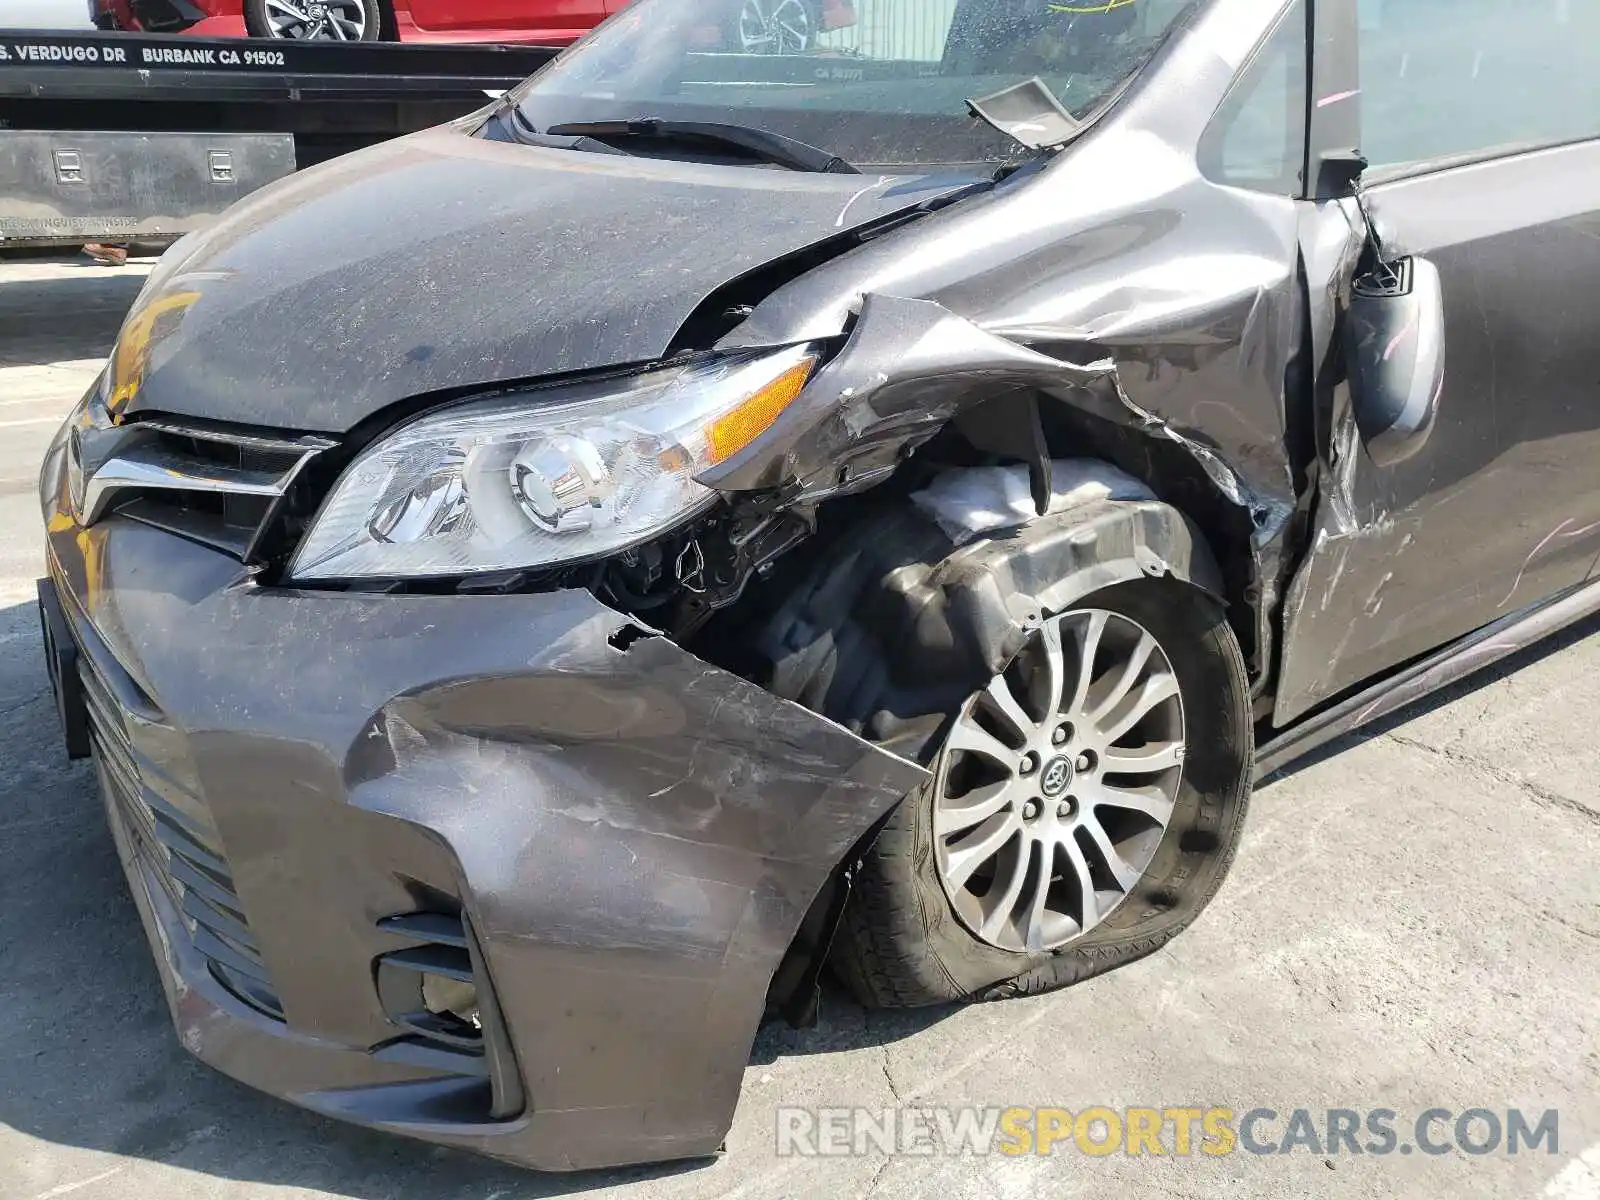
701, 293, 1117, 501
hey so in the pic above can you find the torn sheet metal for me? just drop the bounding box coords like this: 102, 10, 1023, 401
701, 0, 1314, 687
712, 83, 1308, 682
911, 458, 1155, 543
702, 292, 1117, 497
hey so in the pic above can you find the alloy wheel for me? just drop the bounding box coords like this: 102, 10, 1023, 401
738, 0, 816, 54
932, 608, 1187, 953
262, 0, 369, 40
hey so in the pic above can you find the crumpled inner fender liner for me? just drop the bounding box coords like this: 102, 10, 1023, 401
748, 496, 1225, 768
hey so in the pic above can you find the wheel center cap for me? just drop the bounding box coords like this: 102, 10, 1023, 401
1039, 755, 1074, 798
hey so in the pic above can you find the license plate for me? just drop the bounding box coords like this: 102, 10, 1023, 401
36, 577, 91, 761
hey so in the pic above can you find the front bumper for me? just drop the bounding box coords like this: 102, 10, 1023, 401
39, 471, 925, 1170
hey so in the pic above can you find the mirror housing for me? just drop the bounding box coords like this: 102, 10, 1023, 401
1345, 256, 1446, 468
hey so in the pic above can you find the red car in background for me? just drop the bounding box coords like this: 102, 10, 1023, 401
93, 0, 855, 48
93, 0, 622, 43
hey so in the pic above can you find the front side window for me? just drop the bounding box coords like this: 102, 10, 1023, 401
512, 0, 1204, 171
1358, 0, 1600, 172
1197, 0, 1308, 196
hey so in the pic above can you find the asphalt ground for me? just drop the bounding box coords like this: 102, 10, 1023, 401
1, 253, 1597, 1200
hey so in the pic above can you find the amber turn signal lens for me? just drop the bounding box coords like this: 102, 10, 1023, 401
704, 357, 816, 465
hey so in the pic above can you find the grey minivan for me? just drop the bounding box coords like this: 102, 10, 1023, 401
36, 0, 1600, 1171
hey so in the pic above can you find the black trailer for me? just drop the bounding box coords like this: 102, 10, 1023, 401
0, 29, 556, 247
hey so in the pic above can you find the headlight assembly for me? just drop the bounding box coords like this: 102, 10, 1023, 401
288, 345, 817, 581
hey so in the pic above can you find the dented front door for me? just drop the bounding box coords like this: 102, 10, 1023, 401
1275, 0, 1600, 724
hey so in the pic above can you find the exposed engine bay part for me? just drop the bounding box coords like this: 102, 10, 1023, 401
702, 13, 1338, 689
596, 506, 818, 643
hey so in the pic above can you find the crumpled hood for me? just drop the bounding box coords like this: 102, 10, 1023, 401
114, 124, 960, 433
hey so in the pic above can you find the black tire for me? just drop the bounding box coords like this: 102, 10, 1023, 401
244, 0, 382, 41
753, 507, 1254, 1008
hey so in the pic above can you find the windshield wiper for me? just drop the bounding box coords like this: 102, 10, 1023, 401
544, 118, 859, 175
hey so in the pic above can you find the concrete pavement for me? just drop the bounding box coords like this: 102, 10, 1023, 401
0, 253, 1596, 1200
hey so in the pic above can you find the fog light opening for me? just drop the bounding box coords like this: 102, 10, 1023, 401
421, 972, 482, 1032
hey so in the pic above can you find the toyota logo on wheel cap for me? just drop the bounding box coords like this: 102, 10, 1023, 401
1040, 755, 1074, 797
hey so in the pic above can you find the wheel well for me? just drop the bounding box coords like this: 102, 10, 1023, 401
713, 423, 1245, 1022
1032, 400, 1263, 681
705, 397, 1257, 670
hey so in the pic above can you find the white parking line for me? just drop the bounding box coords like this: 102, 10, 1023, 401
0, 417, 66, 429
30, 1166, 126, 1200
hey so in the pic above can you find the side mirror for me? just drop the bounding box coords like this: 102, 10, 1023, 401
1345, 256, 1445, 468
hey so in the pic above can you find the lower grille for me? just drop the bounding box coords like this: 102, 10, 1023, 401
76, 616, 284, 1021
374, 909, 526, 1120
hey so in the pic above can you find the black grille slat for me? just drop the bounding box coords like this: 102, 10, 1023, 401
57, 556, 284, 1019
79, 663, 130, 752
190, 925, 274, 986
154, 430, 303, 476
114, 496, 260, 559
373, 910, 524, 1119
210, 962, 284, 1022
70, 614, 162, 726
164, 851, 248, 919
139, 781, 222, 855
372, 1036, 491, 1078
103, 422, 327, 562
394, 1010, 485, 1051
141, 785, 227, 860
382, 943, 475, 984
150, 820, 236, 887
88, 707, 142, 798
182, 890, 260, 955
376, 912, 471, 949
82, 663, 282, 1018
117, 805, 185, 912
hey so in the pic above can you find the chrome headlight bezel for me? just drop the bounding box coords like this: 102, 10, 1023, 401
287, 345, 818, 584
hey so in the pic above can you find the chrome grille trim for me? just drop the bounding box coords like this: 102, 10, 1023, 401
81, 436, 321, 526
74, 414, 335, 560
133, 419, 334, 457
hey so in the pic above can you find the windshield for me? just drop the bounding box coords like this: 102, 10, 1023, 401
512, 0, 1202, 171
